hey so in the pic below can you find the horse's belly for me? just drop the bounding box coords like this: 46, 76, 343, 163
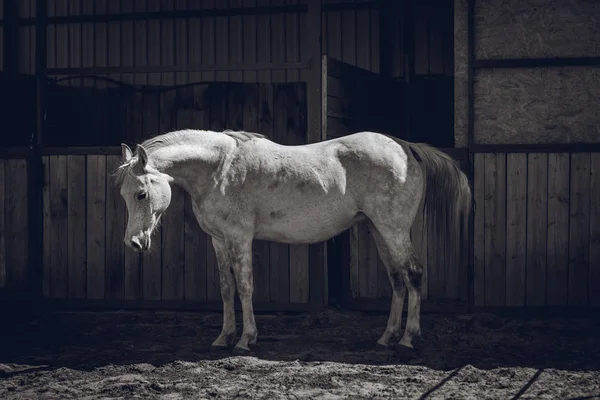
255, 200, 362, 244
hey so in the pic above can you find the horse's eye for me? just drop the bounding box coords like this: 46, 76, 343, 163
136, 192, 147, 200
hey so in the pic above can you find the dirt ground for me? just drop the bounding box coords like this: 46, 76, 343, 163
1, 308, 599, 399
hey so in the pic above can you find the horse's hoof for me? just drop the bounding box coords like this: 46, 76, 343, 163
392, 343, 417, 361
232, 345, 251, 356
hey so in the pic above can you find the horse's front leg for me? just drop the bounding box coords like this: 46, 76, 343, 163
210, 237, 237, 349
229, 237, 257, 354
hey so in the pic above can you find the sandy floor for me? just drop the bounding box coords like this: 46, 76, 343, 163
1, 308, 599, 399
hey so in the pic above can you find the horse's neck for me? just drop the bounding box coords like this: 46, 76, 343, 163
149, 138, 232, 196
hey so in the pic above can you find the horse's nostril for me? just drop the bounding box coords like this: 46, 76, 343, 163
131, 239, 142, 250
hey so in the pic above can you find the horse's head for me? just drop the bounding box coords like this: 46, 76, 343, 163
117, 143, 174, 252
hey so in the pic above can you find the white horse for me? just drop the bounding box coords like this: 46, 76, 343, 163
115, 129, 471, 355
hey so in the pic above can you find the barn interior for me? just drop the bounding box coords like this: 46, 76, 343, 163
0, 0, 599, 398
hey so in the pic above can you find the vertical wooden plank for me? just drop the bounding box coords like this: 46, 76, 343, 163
86, 156, 106, 299
48, 156, 68, 298
472, 154, 485, 307
201, 0, 216, 82
42, 157, 51, 296
505, 153, 527, 306
546, 153, 570, 306
270, 84, 291, 303
228, 0, 243, 83
107, 0, 121, 84
187, 3, 202, 86
68, 0, 81, 72
94, 0, 107, 77
569, 153, 591, 306
0, 160, 4, 288
55, 0, 69, 76
526, 153, 548, 306
175, 0, 188, 88
46, 0, 56, 72
105, 155, 126, 299
590, 153, 600, 307
483, 153, 506, 307
120, 0, 134, 85
284, 0, 300, 82
81, 0, 93, 70
242, 0, 257, 82
67, 156, 86, 299
270, 0, 286, 83
255, 83, 273, 302
256, 0, 271, 84
214, 3, 229, 82
4, 160, 28, 289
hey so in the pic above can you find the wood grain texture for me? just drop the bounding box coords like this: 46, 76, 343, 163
526, 153, 548, 306
86, 155, 106, 299
105, 155, 126, 299
546, 153, 570, 306
568, 153, 591, 306
67, 155, 87, 299
483, 153, 506, 307
49, 155, 68, 298
505, 153, 527, 306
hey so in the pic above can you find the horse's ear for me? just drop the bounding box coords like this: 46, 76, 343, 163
121, 143, 133, 162
137, 144, 149, 167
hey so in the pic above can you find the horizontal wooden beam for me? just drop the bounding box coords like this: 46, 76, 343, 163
46, 62, 310, 76
1, 2, 377, 26
474, 57, 600, 69
468, 143, 600, 153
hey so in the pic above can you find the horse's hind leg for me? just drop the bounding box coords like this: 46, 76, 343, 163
370, 222, 407, 347
371, 223, 423, 350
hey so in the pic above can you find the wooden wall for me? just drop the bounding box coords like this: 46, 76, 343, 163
41, 81, 314, 307
12, 0, 381, 79
473, 152, 600, 307
455, 0, 600, 309
0, 158, 29, 291
9, 0, 454, 78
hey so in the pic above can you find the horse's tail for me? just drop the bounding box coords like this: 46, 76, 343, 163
405, 141, 472, 258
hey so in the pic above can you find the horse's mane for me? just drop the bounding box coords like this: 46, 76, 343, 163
113, 129, 266, 186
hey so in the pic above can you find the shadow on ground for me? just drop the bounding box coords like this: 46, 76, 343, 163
1, 308, 599, 374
